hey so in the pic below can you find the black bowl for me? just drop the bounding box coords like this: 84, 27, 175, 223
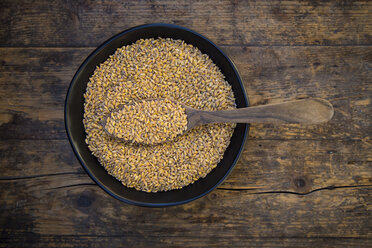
65, 24, 249, 207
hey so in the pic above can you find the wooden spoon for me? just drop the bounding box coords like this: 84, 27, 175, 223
185, 98, 334, 130
102, 98, 334, 145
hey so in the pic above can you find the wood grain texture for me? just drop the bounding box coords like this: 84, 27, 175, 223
0, 46, 371, 140
1, 0, 372, 247
0, 183, 371, 247
0, 0, 371, 47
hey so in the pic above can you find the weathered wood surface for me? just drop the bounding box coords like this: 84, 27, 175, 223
1, 0, 371, 47
0, 0, 371, 247
1, 185, 371, 247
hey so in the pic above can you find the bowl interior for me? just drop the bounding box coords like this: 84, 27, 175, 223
65, 24, 249, 207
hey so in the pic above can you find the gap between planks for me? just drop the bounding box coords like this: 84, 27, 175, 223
0, 44, 372, 49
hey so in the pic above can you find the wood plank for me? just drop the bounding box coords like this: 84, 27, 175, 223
0, 184, 371, 246
0, 48, 85, 140
228, 45, 371, 140
1, 139, 370, 194
0, 140, 83, 177
225, 139, 372, 191
0, 0, 372, 47
2, 236, 371, 248
0, 46, 370, 140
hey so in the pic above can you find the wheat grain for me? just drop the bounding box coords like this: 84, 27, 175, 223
84, 38, 236, 192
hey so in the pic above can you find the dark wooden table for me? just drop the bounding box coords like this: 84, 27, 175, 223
1, 1, 371, 247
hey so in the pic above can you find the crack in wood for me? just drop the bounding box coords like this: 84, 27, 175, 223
218, 184, 372, 195
0, 171, 85, 180
1, 44, 372, 48
45, 183, 97, 190
5, 234, 371, 239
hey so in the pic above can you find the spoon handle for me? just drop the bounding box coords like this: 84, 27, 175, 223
187, 98, 334, 128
